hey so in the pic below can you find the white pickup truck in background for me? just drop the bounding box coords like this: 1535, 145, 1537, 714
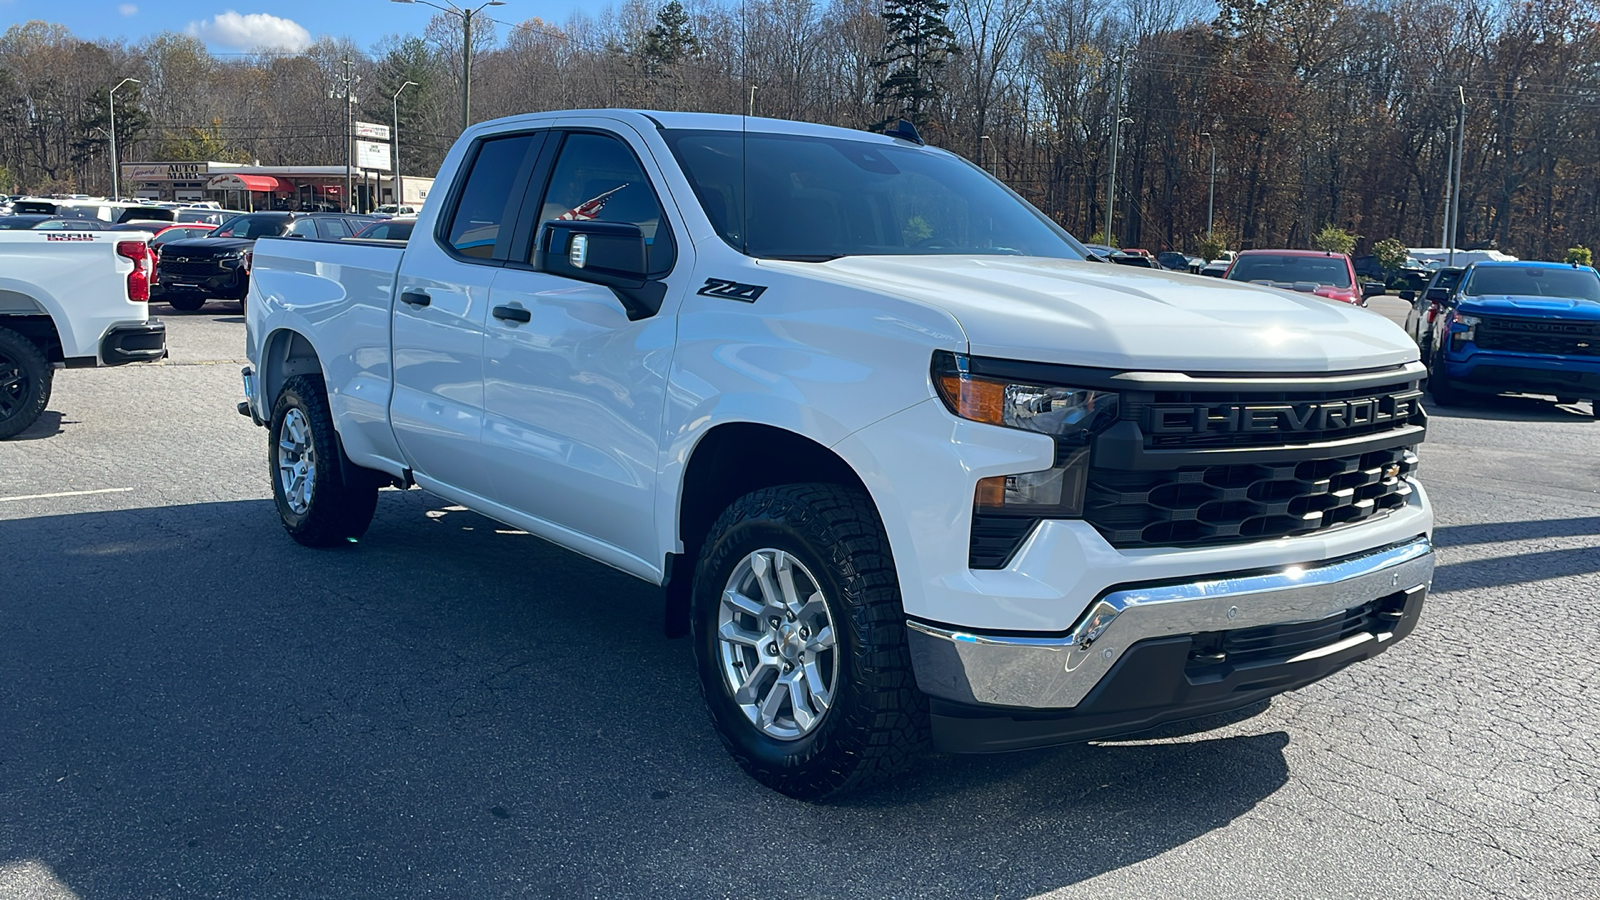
242, 110, 1434, 799
0, 231, 166, 438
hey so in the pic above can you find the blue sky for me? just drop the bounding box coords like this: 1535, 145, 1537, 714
0, 1, 598, 52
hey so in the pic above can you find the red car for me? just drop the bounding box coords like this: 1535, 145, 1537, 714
1224, 249, 1385, 306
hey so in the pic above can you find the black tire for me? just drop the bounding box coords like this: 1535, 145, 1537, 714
167, 294, 205, 312
1427, 348, 1465, 407
692, 483, 927, 800
268, 374, 380, 547
0, 327, 52, 440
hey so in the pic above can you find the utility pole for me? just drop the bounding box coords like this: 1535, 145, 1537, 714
1202, 131, 1216, 239
1449, 87, 1466, 266
1105, 50, 1127, 246
393, 80, 418, 210
109, 78, 140, 200
390, 1, 503, 133
748, 85, 758, 117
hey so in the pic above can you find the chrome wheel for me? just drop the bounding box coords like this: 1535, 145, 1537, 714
276, 406, 316, 515
716, 548, 839, 741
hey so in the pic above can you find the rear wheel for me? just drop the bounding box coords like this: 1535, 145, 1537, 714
167, 294, 205, 312
0, 327, 51, 440
269, 374, 380, 546
692, 483, 927, 800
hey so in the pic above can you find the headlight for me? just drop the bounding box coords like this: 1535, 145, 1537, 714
932, 351, 1118, 520
1449, 311, 1480, 349
932, 351, 1117, 438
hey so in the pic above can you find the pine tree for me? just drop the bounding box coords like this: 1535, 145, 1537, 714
873, 0, 959, 130
641, 1, 702, 77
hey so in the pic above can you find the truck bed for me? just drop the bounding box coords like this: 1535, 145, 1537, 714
248, 236, 407, 474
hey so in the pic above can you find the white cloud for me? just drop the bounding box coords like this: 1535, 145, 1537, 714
119, 3, 137, 15
186, 11, 311, 53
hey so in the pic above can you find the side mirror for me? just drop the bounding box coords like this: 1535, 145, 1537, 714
1425, 287, 1450, 303
1398, 290, 1416, 302
538, 219, 664, 320
1361, 281, 1386, 298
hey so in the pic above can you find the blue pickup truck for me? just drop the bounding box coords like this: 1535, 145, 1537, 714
1426, 260, 1600, 416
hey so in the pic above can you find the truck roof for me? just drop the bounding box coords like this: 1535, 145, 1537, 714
490, 109, 915, 147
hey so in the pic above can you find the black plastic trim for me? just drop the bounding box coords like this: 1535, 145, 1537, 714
100, 321, 167, 365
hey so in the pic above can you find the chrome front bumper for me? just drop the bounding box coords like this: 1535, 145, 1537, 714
907, 536, 1434, 710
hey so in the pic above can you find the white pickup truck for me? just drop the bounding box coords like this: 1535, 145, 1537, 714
242, 110, 1434, 799
0, 231, 165, 438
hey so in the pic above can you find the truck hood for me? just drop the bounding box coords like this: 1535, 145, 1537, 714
780, 256, 1417, 373
159, 236, 258, 256
1456, 295, 1600, 322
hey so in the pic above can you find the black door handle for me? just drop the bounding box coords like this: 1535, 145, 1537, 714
401, 291, 431, 307
492, 305, 532, 324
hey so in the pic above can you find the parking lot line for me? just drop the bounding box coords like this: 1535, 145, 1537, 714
0, 487, 133, 503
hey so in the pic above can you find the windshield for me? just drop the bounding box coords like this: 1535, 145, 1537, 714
661, 129, 1087, 261
1462, 266, 1600, 302
1227, 254, 1353, 288
214, 215, 287, 239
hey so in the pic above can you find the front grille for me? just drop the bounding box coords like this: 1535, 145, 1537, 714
1476, 317, 1600, 357
1128, 379, 1425, 449
1085, 446, 1418, 548
1185, 590, 1408, 675
161, 259, 225, 279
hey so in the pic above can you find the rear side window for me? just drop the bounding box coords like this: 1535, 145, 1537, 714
446, 134, 538, 259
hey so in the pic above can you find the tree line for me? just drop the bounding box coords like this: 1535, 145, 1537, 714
2, 0, 1597, 260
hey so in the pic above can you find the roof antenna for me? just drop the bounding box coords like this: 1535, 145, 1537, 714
886, 118, 924, 146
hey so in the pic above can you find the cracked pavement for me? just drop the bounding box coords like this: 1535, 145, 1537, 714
1, 304, 1596, 899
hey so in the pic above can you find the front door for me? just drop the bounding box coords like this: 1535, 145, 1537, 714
481, 128, 686, 568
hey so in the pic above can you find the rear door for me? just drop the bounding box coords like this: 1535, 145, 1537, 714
388, 130, 545, 501
478, 126, 687, 569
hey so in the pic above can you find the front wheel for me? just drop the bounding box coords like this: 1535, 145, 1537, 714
269, 374, 380, 546
692, 483, 928, 801
1427, 349, 1466, 407
167, 294, 205, 312
0, 327, 51, 440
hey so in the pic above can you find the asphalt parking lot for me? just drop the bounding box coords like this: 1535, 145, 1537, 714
2, 299, 1597, 899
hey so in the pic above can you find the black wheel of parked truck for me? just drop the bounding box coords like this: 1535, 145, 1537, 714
0, 326, 52, 440
1427, 347, 1467, 407
268, 374, 381, 546
691, 483, 928, 801
167, 294, 206, 312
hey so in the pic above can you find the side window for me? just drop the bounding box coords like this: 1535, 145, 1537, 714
286, 218, 319, 238
445, 133, 537, 259
534, 132, 675, 275
316, 218, 350, 239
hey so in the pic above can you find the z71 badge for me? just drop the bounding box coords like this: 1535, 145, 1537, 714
698, 278, 767, 302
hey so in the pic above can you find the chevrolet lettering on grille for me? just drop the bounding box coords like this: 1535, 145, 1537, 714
1147, 390, 1421, 436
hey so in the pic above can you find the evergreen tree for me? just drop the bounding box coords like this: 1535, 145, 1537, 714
873, 0, 959, 130
641, 1, 702, 76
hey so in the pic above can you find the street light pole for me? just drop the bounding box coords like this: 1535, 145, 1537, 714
344, 57, 354, 212
1449, 86, 1467, 266
1201, 131, 1216, 239
391, 0, 504, 133
393, 80, 418, 209
109, 77, 140, 200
